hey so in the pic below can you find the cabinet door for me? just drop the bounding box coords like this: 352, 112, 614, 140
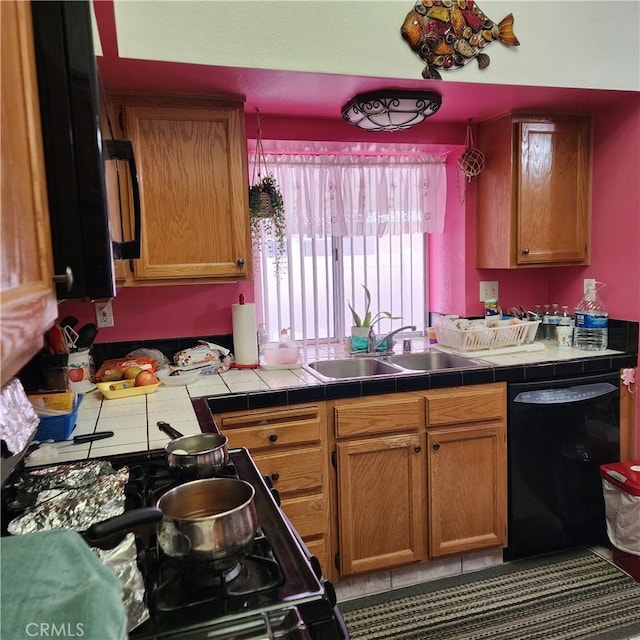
517, 118, 590, 265
427, 424, 506, 558
336, 433, 426, 576
1, 1, 57, 387
101, 101, 133, 284
124, 102, 250, 280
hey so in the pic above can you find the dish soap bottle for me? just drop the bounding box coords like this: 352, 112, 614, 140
573, 281, 608, 350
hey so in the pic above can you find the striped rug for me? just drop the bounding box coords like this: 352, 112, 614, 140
339, 549, 640, 640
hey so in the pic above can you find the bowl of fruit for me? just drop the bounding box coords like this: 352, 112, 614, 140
96, 364, 160, 400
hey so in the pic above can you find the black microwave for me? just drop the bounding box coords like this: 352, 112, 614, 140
30, 0, 140, 301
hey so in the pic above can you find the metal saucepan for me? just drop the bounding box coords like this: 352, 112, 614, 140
158, 421, 229, 478
85, 477, 258, 568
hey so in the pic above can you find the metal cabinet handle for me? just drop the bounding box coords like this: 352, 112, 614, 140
432, 442, 441, 451
414, 445, 422, 453
53, 266, 74, 292
522, 247, 530, 255
237, 258, 246, 267
270, 472, 280, 482
268, 434, 278, 442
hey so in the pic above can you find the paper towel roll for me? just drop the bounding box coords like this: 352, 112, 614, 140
232, 302, 259, 366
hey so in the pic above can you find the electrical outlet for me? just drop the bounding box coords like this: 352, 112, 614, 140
95, 300, 114, 328
479, 281, 499, 302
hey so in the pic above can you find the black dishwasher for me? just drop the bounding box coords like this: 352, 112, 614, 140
505, 371, 620, 560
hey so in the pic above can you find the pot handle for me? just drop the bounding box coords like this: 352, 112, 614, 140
84, 507, 163, 542
157, 421, 184, 440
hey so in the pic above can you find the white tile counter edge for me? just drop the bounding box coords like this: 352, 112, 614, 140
25, 339, 625, 467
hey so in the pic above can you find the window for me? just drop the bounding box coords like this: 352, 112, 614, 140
251, 143, 447, 345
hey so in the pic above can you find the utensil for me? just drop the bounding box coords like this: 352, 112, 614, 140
84, 478, 258, 569
59, 315, 78, 330
76, 323, 98, 349
63, 325, 79, 350
45, 324, 68, 355
72, 431, 114, 444
157, 421, 229, 478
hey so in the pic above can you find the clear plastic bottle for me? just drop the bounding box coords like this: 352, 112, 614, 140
573, 282, 608, 350
559, 305, 571, 326
542, 304, 551, 341
534, 304, 544, 341
548, 303, 560, 342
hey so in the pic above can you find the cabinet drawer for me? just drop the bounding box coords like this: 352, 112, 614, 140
333, 393, 424, 437
217, 405, 323, 449
224, 422, 320, 450
281, 494, 325, 539
426, 383, 505, 426
251, 447, 323, 495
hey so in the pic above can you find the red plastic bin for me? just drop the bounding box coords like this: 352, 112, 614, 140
599, 460, 640, 581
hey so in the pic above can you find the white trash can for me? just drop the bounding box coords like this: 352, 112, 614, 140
600, 460, 640, 581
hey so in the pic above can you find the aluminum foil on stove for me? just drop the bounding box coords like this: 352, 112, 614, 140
0, 378, 40, 454
7, 463, 129, 535
93, 533, 149, 632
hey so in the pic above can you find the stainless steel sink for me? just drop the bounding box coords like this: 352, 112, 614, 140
303, 350, 491, 381
386, 351, 488, 371
304, 358, 403, 381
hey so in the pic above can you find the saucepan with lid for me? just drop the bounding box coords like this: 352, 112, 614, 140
157, 421, 229, 478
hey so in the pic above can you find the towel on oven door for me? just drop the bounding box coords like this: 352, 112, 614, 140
1, 529, 127, 640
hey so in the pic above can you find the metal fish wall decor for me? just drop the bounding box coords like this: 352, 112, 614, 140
401, 0, 519, 79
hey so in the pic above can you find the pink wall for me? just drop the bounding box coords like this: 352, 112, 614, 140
58, 281, 255, 343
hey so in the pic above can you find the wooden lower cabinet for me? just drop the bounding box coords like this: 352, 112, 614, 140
330, 384, 507, 578
427, 423, 506, 557
214, 403, 332, 578
335, 433, 426, 576
425, 383, 507, 558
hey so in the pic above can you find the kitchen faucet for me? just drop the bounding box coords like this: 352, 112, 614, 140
367, 325, 417, 354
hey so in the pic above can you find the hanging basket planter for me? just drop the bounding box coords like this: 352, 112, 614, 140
249, 110, 287, 279
457, 119, 485, 181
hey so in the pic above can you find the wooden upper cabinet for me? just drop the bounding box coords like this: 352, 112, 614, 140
100, 101, 132, 285
476, 113, 592, 268
1, 1, 57, 387
111, 94, 251, 282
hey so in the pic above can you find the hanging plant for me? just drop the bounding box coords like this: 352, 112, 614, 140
249, 109, 287, 280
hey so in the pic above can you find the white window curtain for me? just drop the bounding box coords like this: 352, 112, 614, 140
260, 152, 447, 238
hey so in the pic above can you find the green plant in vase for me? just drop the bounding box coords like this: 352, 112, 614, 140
348, 285, 401, 350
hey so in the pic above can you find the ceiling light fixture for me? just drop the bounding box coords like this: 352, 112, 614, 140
341, 89, 442, 132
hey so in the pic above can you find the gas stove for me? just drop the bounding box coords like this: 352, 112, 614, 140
2, 446, 348, 640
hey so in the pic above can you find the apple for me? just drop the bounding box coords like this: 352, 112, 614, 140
134, 371, 158, 387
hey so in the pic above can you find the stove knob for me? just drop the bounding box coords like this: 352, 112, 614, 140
323, 580, 338, 607
270, 488, 281, 507
309, 554, 323, 580
263, 475, 273, 489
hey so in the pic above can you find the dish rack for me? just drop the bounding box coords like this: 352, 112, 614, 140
35, 394, 83, 441
433, 317, 540, 353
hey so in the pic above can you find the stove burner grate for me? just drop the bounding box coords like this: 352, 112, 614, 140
152, 532, 285, 614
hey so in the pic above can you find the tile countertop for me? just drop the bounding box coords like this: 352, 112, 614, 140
24, 338, 636, 468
